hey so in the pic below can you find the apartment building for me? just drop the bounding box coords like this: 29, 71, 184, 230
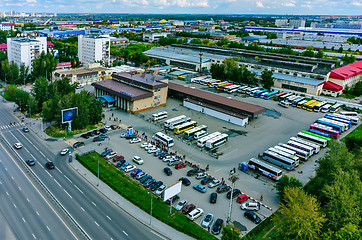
78, 34, 110, 66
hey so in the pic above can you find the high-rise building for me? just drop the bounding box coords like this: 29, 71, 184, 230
7, 36, 47, 69
289, 19, 306, 28
78, 34, 110, 66
275, 19, 288, 27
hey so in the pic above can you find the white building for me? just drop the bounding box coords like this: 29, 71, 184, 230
78, 34, 110, 66
7, 36, 47, 69
143, 32, 170, 42
289, 19, 306, 28
275, 19, 288, 27
0, 22, 14, 31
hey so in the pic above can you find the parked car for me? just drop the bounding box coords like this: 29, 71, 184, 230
153, 150, 164, 157
164, 167, 172, 176
236, 194, 249, 203
155, 184, 167, 196
167, 159, 182, 166
158, 152, 169, 160
182, 204, 195, 214
22, 126, 29, 132
144, 144, 155, 150
175, 162, 187, 169
125, 134, 137, 139
120, 133, 127, 138
135, 171, 147, 180
132, 156, 144, 165
148, 148, 160, 154
211, 218, 223, 235
140, 142, 149, 148
45, 162, 55, 169
99, 133, 108, 138
162, 155, 174, 162
110, 125, 117, 130
25, 159, 35, 166
81, 133, 90, 139
104, 125, 111, 131
106, 151, 117, 159
120, 162, 131, 171
179, 177, 191, 186
241, 202, 260, 211
113, 155, 124, 162
14, 143, 23, 149
116, 159, 126, 168
93, 136, 105, 142
166, 195, 179, 205
201, 176, 214, 185
131, 169, 142, 178
143, 178, 156, 188
140, 175, 152, 184
210, 192, 218, 203
130, 138, 141, 144
217, 185, 231, 194
227, 189, 241, 199
193, 184, 207, 193
124, 165, 136, 172
187, 169, 199, 176
208, 179, 222, 188
92, 129, 100, 135
150, 181, 163, 191
73, 141, 85, 149
196, 172, 207, 179
88, 131, 95, 137
101, 149, 112, 157
201, 213, 214, 228
187, 208, 203, 221
60, 148, 69, 155
99, 128, 107, 133
244, 210, 261, 224
175, 199, 187, 211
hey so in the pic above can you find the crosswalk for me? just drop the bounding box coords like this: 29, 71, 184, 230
0, 122, 24, 130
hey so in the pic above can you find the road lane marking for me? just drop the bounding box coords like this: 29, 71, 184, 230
32, 233, 36, 239
22, 217, 26, 223
64, 175, 72, 183
123, 231, 128, 236
74, 185, 83, 194
39, 164, 44, 169
80, 207, 85, 211
54, 179, 62, 188
45, 171, 52, 177
92, 201, 96, 206
63, 189, 72, 199
94, 221, 99, 227
5, 168, 8, 171
6, 192, 9, 196
47, 226, 51, 231
57, 169, 63, 174
36, 211, 39, 216
27, 198, 30, 202
13, 204, 17, 208
11, 176, 14, 180
0, 181, 2, 184
18, 186, 22, 191
107, 216, 111, 221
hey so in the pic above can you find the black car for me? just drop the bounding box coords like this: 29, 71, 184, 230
201, 176, 214, 185
116, 159, 126, 168
164, 167, 172, 176
150, 181, 163, 191
101, 149, 112, 157
179, 177, 191, 186
110, 125, 117, 130
99, 133, 108, 138
244, 211, 261, 224
226, 189, 241, 199
210, 192, 218, 203
140, 175, 152, 184
25, 159, 35, 166
211, 218, 223, 235
73, 142, 85, 149
93, 136, 105, 142
166, 195, 180, 205
81, 133, 90, 139
88, 131, 95, 137
125, 134, 137, 139
45, 162, 55, 169
216, 185, 231, 194
99, 128, 107, 134
187, 169, 199, 176
93, 129, 100, 135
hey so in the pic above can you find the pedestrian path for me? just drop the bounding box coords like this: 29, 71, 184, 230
0, 122, 24, 130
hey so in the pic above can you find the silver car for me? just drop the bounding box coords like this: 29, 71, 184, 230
201, 213, 214, 228
135, 171, 147, 180
175, 199, 187, 211
155, 184, 167, 196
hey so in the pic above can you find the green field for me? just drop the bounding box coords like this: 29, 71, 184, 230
45, 124, 102, 138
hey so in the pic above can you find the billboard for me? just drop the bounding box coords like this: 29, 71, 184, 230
61, 107, 78, 124
163, 181, 182, 202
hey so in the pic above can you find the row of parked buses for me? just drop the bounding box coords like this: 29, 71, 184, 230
246, 111, 359, 181
152, 112, 229, 150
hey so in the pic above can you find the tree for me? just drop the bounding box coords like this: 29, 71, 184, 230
261, 69, 274, 90
31, 77, 50, 110
190, 38, 202, 44
53, 77, 76, 97
3, 84, 18, 100
31, 52, 57, 81
273, 187, 326, 240
275, 175, 303, 200
221, 224, 241, 240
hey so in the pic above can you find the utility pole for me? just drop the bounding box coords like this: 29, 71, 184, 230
227, 173, 239, 225
199, 52, 203, 73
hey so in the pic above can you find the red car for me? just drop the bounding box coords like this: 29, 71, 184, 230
236, 194, 249, 203
175, 162, 187, 169
113, 155, 125, 162
182, 204, 196, 214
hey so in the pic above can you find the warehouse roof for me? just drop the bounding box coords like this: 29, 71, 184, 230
329, 61, 362, 80
144, 47, 211, 64
112, 72, 168, 90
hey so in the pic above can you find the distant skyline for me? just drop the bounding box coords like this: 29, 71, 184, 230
1, 0, 361, 16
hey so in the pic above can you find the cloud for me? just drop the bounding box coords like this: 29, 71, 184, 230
282, 2, 295, 7
256, 1, 264, 7
351, 1, 362, 6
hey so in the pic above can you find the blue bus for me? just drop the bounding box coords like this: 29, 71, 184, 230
309, 129, 331, 138
263, 91, 278, 100
315, 120, 343, 133
324, 115, 352, 129
253, 89, 268, 98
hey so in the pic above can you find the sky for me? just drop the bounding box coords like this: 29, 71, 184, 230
1, 0, 362, 15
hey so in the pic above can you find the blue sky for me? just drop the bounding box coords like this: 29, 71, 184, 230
1, 0, 361, 15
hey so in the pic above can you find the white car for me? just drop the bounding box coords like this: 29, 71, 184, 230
145, 144, 156, 151
104, 126, 111, 131
140, 142, 149, 148
196, 172, 207, 179
14, 143, 22, 149
175, 199, 187, 211
136, 171, 147, 180
106, 151, 117, 159
162, 156, 175, 162
60, 148, 69, 155
120, 133, 127, 138
240, 202, 260, 211
124, 165, 136, 172
133, 156, 144, 165
201, 213, 214, 228
130, 138, 141, 144
148, 148, 159, 154
187, 208, 203, 221
208, 179, 222, 188
155, 184, 167, 196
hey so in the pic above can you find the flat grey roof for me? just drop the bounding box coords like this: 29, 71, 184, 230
112, 72, 168, 90
144, 47, 211, 64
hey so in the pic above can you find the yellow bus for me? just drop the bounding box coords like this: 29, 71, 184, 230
306, 101, 320, 111
174, 121, 197, 135
302, 100, 316, 110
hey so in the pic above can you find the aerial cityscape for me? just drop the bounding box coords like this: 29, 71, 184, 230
0, 6, 361, 240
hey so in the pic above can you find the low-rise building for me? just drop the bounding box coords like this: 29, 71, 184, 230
143, 32, 170, 42
327, 61, 362, 89
109, 37, 129, 45
0, 22, 15, 31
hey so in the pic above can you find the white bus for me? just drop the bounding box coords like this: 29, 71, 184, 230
319, 117, 348, 131
287, 140, 315, 156
225, 85, 240, 93
297, 132, 328, 147
248, 87, 260, 96
205, 134, 228, 149
329, 113, 359, 125
268, 147, 300, 162
313, 102, 327, 112
290, 137, 320, 154
262, 150, 298, 170
152, 111, 168, 121
210, 81, 228, 88
197, 132, 221, 147
154, 132, 174, 147
329, 103, 342, 113
237, 85, 248, 93
164, 115, 186, 128
340, 111, 359, 117
321, 104, 332, 113
278, 143, 310, 161
168, 117, 192, 130
287, 95, 299, 103
248, 158, 283, 181
274, 145, 298, 156
193, 130, 208, 140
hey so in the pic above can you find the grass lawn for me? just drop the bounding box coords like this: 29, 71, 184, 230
344, 123, 362, 140
45, 123, 103, 138
76, 152, 217, 240
242, 214, 279, 240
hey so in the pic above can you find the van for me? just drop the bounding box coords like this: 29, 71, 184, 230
240, 202, 260, 211
106, 151, 117, 159
187, 208, 203, 221
194, 130, 208, 140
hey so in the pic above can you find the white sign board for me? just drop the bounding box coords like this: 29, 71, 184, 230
163, 181, 182, 201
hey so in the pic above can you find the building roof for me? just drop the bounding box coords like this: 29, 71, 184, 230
323, 81, 343, 92
168, 82, 266, 118
0, 43, 7, 50
92, 80, 153, 101
144, 47, 211, 64
329, 61, 362, 80
57, 62, 72, 67
47, 41, 53, 47
112, 72, 168, 90
99, 95, 116, 103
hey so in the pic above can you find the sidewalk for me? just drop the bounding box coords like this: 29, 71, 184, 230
69, 159, 194, 240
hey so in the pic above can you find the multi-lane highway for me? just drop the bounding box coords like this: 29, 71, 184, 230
0, 101, 165, 240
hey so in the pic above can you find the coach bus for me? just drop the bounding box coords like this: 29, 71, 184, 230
321, 104, 332, 113
297, 100, 308, 108
273, 91, 286, 101
309, 129, 332, 138
306, 100, 320, 111
205, 134, 228, 149
310, 124, 340, 139
168, 117, 192, 130
263, 91, 278, 100
319, 118, 349, 131
248, 158, 283, 181
154, 132, 174, 147
197, 132, 221, 147
279, 93, 292, 101
210, 81, 228, 88
324, 115, 352, 129
313, 102, 327, 112
297, 132, 328, 147
273, 145, 299, 159
153, 111, 168, 121
290, 137, 320, 154
262, 150, 298, 170
218, 83, 233, 91
328, 113, 359, 125
291, 96, 305, 107
315, 119, 343, 133
253, 89, 268, 98
302, 100, 316, 110
184, 125, 207, 139
329, 103, 342, 113
278, 143, 310, 161
287, 95, 299, 103
287, 140, 315, 156
268, 147, 300, 162
164, 115, 186, 128
174, 121, 197, 135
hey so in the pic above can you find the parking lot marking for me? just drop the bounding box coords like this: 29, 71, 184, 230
94, 221, 99, 227
107, 216, 111, 221
92, 201, 96, 206
123, 231, 128, 236
74, 185, 83, 194
63, 189, 72, 199
80, 207, 85, 212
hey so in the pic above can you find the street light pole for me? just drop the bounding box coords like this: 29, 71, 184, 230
150, 193, 153, 225
227, 173, 239, 225
199, 52, 203, 73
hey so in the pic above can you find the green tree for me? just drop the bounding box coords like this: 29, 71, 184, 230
273, 187, 326, 240
261, 69, 274, 90
221, 224, 241, 240
31, 77, 50, 110
333, 223, 362, 240
53, 77, 76, 96
190, 38, 202, 44
275, 175, 303, 200
14, 89, 30, 111
31, 52, 57, 81
18, 63, 30, 85
3, 84, 18, 100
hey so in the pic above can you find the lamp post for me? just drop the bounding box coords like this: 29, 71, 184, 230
227, 173, 239, 225
148, 192, 153, 225
199, 52, 203, 73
